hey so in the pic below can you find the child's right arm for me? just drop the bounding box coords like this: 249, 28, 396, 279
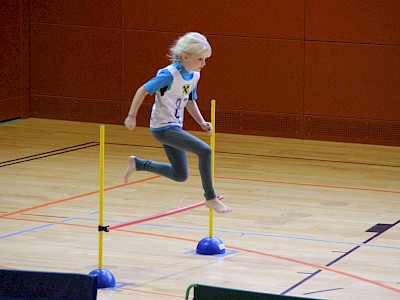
124, 85, 148, 131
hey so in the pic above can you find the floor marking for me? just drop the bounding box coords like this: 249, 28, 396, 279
2, 172, 399, 296
0, 175, 160, 218
4, 216, 400, 252
280, 219, 400, 295
367, 223, 392, 233
232, 246, 400, 294
0, 224, 54, 239
0, 265, 16, 270
21, 213, 70, 219
303, 287, 344, 295
124, 223, 400, 250
198, 174, 400, 194
2, 215, 399, 294
108, 226, 400, 294
108, 141, 400, 168
0, 142, 99, 167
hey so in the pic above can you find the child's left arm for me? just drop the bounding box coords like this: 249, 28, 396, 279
186, 100, 213, 135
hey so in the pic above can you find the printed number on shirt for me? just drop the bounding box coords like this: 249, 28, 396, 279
175, 98, 182, 119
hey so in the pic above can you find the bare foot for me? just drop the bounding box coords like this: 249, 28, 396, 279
124, 156, 136, 183
205, 197, 232, 213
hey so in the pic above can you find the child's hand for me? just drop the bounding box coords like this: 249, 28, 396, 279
124, 116, 136, 131
202, 122, 213, 135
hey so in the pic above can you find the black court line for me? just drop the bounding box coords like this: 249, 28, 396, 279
303, 287, 344, 296
0, 117, 21, 124
107, 142, 400, 168
0, 142, 99, 167
280, 219, 400, 296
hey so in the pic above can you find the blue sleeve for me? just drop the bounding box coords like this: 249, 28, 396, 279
144, 69, 173, 95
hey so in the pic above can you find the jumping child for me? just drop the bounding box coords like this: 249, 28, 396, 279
123, 32, 232, 213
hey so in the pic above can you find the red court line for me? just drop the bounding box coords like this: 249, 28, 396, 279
108, 201, 205, 230
3, 217, 95, 229
3, 215, 400, 294
228, 246, 400, 294
207, 175, 400, 194
2, 173, 396, 220
0, 176, 160, 219
108, 195, 222, 231
21, 213, 70, 219
0, 265, 16, 270
110, 228, 400, 294
3, 171, 399, 294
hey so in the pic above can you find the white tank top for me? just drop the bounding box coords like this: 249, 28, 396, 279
150, 65, 200, 130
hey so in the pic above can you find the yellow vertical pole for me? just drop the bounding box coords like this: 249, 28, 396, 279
98, 124, 105, 269
209, 99, 216, 238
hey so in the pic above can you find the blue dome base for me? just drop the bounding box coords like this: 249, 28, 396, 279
89, 269, 116, 288
196, 237, 226, 255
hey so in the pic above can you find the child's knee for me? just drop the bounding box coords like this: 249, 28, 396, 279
174, 171, 188, 182
201, 145, 212, 157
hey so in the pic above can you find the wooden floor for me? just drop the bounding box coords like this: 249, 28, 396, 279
1, 118, 399, 300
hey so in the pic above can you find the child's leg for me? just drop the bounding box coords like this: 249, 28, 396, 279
124, 156, 136, 183
152, 128, 215, 198
135, 146, 188, 182
152, 128, 232, 213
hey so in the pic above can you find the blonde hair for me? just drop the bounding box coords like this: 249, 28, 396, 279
168, 32, 212, 63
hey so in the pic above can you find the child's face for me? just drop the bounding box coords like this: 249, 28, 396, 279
181, 51, 211, 72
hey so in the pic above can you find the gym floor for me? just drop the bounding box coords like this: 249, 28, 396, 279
1, 118, 399, 299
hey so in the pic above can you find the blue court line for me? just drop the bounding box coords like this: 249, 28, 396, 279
280, 219, 400, 295
106, 221, 400, 251
2, 216, 399, 253
53, 216, 400, 251
0, 217, 77, 239
3, 213, 399, 297
0, 224, 54, 239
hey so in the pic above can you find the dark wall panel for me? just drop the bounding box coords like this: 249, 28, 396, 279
305, 116, 400, 146
0, 1, 30, 121
0, 96, 30, 121
124, 31, 176, 105
304, 42, 400, 121
124, 32, 304, 114
30, 0, 123, 27
30, 24, 124, 100
31, 95, 123, 124
306, 0, 400, 45
200, 36, 304, 113
21, 0, 30, 23
0, 25, 21, 101
124, 0, 305, 39
21, 22, 30, 96
2, 1, 398, 145
0, 0, 20, 27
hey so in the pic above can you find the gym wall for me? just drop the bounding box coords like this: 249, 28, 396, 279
1, 1, 399, 146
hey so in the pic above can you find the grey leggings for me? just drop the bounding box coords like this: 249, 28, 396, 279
134, 127, 217, 200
